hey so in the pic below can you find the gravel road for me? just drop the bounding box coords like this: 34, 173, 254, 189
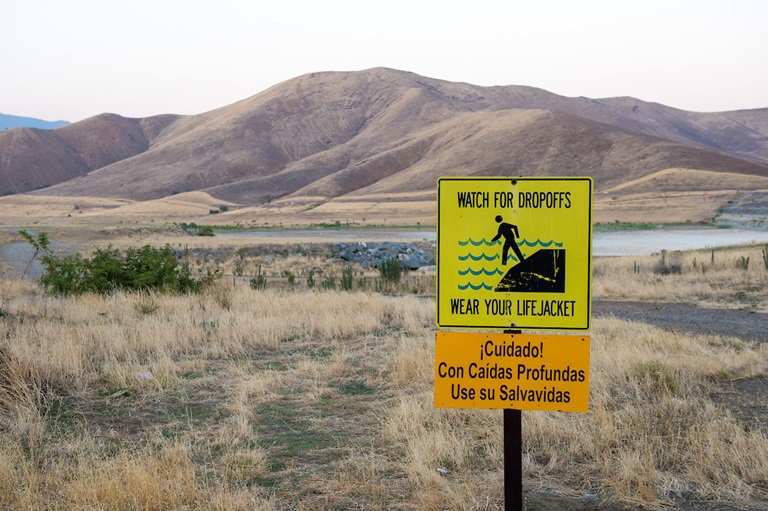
593, 299, 768, 343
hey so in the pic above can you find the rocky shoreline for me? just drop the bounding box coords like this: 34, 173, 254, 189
336, 241, 436, 270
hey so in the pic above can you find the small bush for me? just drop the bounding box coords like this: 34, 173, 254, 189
320, 274, 336, 290
306, 269, 315, 289
340, 265, 354, 291
20, 230, 201, 296
198, 226, 215, 237
249, 266, 267, 290
379, 256, 403, 284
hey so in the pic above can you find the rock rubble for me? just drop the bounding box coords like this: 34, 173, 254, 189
336, 241, 436, 270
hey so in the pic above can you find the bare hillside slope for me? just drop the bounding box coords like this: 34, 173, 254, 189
1, 68, 766, 202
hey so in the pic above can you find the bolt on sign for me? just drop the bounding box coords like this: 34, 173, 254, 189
434, 332, 590, 412
436, 176, 593, 331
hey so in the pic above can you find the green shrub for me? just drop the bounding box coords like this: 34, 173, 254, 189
20, 230, 201, 296
340, 265, 354, 291
306, 269, 315, 289
320, 274, 336, 290
249, 266, 267, 290
198, 226, 215, 236
379, 256, 403, 284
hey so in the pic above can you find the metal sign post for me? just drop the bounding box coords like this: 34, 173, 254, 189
504, 408, 522, 511
504, 329, 522, 511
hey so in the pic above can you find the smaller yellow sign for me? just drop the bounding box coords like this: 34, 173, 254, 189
434, 332, 590, 412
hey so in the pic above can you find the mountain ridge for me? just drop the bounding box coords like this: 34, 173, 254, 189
1, 68, 767, 206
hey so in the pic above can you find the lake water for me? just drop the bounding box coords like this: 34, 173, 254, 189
593, 228, 768, 256
217, 227, 768, 256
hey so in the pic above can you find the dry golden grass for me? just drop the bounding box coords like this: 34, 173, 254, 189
593, 243, 768, 311
0, 191, 435, 227
2, 165, 766, 228
0, 241, 766, 509
0, 194, 134, 225
593, 189, 742, 224
593, 168, 768, 224
0, 282, 435, 509
604, 168, 768, 194
201, 198, 435, 228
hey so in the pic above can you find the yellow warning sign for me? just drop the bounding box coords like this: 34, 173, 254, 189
434, 332, 590, 412
436, 177, 593, 330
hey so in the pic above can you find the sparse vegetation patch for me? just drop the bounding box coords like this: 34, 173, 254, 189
20, 230, 204, 295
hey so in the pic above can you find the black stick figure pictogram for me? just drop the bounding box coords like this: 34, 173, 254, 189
491, 215, 525, 266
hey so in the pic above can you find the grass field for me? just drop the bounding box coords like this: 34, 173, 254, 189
593, 243, 768, 312
0, 238, 766, 510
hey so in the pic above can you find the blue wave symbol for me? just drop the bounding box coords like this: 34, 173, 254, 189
458, 238, 500, 247
459, 238, 563, 249
520, 239, 564, 248
458, 282, 495, 291
458, 267, 505, 276
458, 253, 500, 261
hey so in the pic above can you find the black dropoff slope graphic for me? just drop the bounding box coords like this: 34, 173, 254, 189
495, 249, 565, 293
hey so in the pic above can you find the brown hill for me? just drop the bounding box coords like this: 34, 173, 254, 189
0, 113, 181, 196
1, 68, 767, 206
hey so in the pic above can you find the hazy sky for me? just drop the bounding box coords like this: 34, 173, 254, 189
2, 0, 766, 122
